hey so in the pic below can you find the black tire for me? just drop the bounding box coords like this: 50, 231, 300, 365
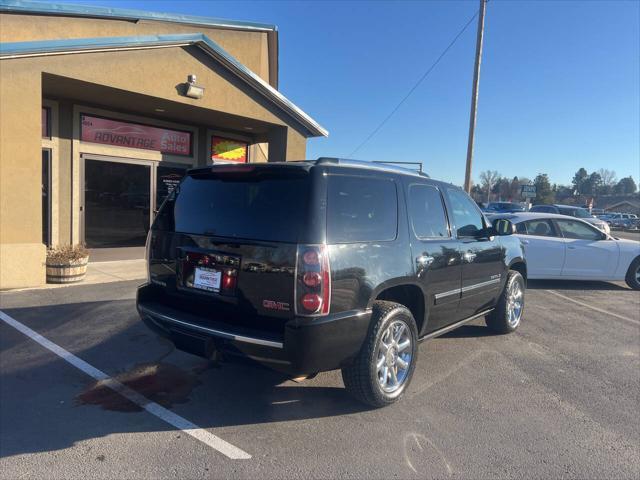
485, 270, 525, 334
625, 257, 640, 291
341, 301, 418, 408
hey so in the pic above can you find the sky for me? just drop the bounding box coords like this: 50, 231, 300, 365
50, 0, 640, 187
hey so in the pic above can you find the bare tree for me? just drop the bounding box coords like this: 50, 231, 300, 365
598, 169, 617, 187
479, 170, 500, 203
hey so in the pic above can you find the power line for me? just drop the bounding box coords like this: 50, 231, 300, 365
347, 9, 480, 158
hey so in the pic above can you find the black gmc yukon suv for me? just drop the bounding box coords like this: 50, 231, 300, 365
137, 158, 526, 407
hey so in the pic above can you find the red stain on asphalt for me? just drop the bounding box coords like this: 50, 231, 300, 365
76, 363, 202, 412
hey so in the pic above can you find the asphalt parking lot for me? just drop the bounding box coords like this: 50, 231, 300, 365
613, 229, 640, 241
1, 278, 639, 479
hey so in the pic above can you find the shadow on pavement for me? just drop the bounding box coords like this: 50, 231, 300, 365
0, 300, 368, 459
440, 324, 495, 339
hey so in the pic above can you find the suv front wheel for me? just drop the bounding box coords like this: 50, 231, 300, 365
485, 270, 525, 334
341, 301, 418, 408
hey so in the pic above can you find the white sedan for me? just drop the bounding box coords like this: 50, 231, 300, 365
491, 212, 640, 290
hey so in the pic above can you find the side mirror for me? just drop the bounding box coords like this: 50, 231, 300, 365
492, 218, 515, 236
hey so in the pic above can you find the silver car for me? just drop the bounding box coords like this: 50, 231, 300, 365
529, 204, 610, 234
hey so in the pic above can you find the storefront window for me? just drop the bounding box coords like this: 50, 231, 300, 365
42, 150, 51, 246
42, 107, 51, 139
211, 136, 248, 163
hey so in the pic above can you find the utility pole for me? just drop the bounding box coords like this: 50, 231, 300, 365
463, 0, 487, 193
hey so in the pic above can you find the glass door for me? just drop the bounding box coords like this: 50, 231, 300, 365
83, 157, 152, 248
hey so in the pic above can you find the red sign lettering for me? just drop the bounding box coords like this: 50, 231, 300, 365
81, 115, 191, 156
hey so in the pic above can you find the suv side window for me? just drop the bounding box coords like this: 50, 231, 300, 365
556, 219, 602, 241
407, 184, 449, 238
445, 188, 485, 238
327, 175, 398, 243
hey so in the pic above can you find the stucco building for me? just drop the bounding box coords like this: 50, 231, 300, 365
0, 0, 327, 289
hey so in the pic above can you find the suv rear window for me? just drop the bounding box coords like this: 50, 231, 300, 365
327, 175, 398, 243
407, 184, 449, 238
155, 170, 309, 242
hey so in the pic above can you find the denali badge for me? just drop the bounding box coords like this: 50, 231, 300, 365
263, 300, 290, 311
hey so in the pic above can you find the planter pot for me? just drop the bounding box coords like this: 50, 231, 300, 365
46, 256, 89, 284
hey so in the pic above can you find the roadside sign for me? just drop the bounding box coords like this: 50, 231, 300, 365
521, 185, 537, 198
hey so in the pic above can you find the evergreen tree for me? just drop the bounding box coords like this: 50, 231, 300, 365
615, 176, 638, 194
571, 168, 588, 194
533, 173, 555, 205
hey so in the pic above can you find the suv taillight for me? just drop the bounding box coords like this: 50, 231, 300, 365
295, 244, 331, 316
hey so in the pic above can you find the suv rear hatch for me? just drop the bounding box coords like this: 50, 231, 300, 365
147, 164, 314, 334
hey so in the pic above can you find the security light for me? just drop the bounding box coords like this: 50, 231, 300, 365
185, 74, 204, 99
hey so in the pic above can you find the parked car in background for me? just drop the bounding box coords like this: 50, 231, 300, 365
485, 202, 526, 213
603, 213, 639, 229
587, 208, 605, 216
529, 204, 610, 234
137, 158, 527, 407
491, 212, 640, 290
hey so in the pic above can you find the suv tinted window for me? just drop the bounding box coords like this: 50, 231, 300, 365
156, 171, 309, 242
327, 175, 397, 243
446, 188, 485, 238
407, 184, 449, 238
556, 219, 602, 240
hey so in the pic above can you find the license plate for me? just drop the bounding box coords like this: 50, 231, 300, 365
193, 267, 221, 292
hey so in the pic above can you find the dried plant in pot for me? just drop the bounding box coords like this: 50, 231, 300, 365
46, 245, 89, 284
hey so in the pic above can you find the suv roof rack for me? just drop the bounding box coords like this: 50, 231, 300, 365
315, 158, 429, 178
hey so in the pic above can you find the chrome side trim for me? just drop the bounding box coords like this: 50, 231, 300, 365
420, 309, 494, 341
434, 277, 501, 301
434, 288, 462, 301
139, 305, 284, 349
461, 278, 501, 293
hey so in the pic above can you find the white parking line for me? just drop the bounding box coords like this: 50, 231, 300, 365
0, 310, 251, 460
544, 290, 640, 326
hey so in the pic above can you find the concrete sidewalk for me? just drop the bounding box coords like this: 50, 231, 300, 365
85, 259, 147, 284
5, 259, 146, 292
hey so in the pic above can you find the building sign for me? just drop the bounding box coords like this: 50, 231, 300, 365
160, 173, 182, 194
211, 136, 248, 163
156, 166, 187, 208
81, 115, 191, 156
521, 184, 537, 198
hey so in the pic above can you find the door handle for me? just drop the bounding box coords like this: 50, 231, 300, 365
463, 251, 477, 263
520, 239, 529, 245
416, 255, 435, 278
567, 245, 576, 249
416, 255, 435, 268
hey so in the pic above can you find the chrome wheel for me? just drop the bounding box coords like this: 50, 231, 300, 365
376, 320, 412, 393
506, 280, 523, 327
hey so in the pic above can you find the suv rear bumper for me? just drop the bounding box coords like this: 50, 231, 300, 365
136, 284, 371, 375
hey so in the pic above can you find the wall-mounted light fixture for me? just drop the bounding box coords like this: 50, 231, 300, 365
185, 74, 204, 99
